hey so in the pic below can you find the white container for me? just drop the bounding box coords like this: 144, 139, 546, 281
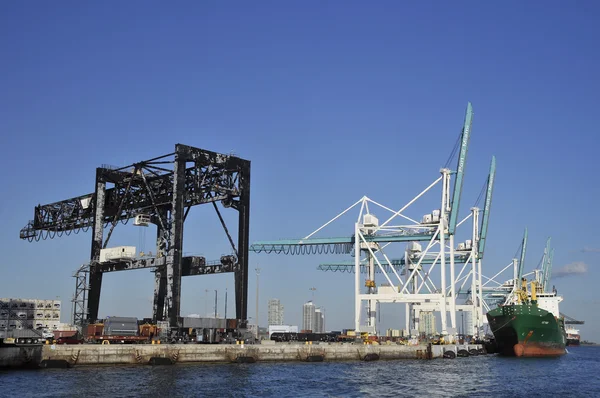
465, 240, 472, 250
134, 214, 151, 227
457, 242, 466, 251
99, 246, 136, 263
422, 214, 433, 224
407, 242, 422, 252
268, 325, 299, 337
363, 214, 379, 228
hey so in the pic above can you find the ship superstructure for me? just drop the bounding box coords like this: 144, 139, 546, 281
565, 326, 580, 346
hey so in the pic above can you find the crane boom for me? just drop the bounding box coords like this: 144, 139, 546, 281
518, 228, 528, 280
545, 248, 555, 292
541, 237, 552, 289
561, 313, 585, 324
477, 156, 496, 259
448, 102, 473, 235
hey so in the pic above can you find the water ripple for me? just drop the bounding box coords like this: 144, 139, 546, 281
1, 347, 599, 397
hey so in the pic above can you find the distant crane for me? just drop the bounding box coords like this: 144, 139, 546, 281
561, 313, 585, 325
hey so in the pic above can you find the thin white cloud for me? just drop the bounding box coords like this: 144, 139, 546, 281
582, 247, 600, 253
553, 262, 588, 278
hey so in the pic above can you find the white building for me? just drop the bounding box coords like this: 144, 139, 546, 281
268, 298, 284, 326
0, 298, 61, 332
418, 311, 436, 336
314, 308, 325, 333
302, 301, 315, 331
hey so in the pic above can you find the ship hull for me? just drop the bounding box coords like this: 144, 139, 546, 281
486, 304, 566, 357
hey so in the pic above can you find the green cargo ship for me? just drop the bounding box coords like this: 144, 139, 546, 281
486, 279, 566, 357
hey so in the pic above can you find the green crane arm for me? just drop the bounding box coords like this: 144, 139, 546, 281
477, 156, 496, 259
518, 228, 528, 280
545, 248, 555, 291
448, 102, 473, 235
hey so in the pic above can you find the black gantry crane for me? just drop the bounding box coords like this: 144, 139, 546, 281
20, 144, 251, 332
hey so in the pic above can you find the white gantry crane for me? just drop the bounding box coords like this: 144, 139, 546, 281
251, 103, 496, 338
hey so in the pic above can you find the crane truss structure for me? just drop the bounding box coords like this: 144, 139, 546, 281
251, 103, 496, 337
20, 144, 251, 331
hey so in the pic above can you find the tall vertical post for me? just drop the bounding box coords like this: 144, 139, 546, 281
153, 207, 168, 322
414, 308, 421, 336
449, 234, 456, 330
470, 208, 479, 336
412, 269, 419, 333
405, 250, 410, 334
166, 148, 186, 329
439, 169, 449, 335
235, 159, 251, 326
477, 258, 483, 335
87, 168, 106, 323
354, 223, 361, 332
255, 267, 260, 338
368, 254, 376, 333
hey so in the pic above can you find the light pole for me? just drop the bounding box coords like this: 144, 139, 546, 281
309, 287, 316, 301
255, 267, 261, 339
204, 289, 209, 317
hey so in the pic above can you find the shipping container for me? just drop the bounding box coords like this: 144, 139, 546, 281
99, 246, 136, 263
104, 316, 138, 336
226, 319, 238, 329
86, 323, 104, 337
53, 329, 77, 339
139, 324, 159, 337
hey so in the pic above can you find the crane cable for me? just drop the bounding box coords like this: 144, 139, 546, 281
444, 131, 462, 169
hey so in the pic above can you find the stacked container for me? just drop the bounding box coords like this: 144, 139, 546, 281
0, 298, 61, 331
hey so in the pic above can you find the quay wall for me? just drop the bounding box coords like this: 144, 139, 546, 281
40, 342, 484, 367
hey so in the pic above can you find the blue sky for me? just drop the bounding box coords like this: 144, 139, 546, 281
1, 1, 598, 339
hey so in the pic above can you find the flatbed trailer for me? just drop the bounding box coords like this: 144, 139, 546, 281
88, 335, 150, 344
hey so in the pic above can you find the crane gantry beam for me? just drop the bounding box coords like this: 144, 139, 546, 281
250, 232, 437, 255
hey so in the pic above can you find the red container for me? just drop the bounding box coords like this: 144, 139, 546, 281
227, 319, 238, 329
86, 323, 104, 337
139, 324, 158, 337
53, 330, 77, 339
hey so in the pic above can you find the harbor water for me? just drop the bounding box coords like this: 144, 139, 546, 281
1, 346, 599, 397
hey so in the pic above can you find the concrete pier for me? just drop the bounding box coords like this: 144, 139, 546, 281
40, 342, 485, 367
